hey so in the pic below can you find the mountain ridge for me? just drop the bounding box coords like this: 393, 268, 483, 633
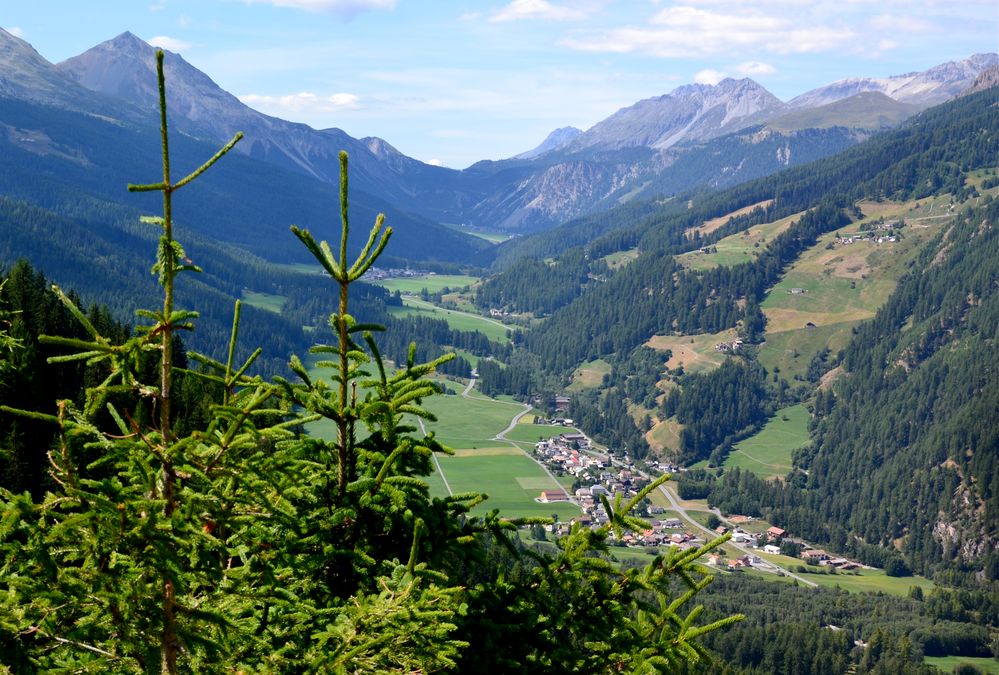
6, 30, 997, 235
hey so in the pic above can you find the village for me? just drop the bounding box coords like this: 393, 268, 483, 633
526, 430, 867, 577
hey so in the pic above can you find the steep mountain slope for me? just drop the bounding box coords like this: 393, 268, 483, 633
475, 85, 999, 581
56, 32, 454, 207
0, 37, 486, 266
767, 91, 920, 132
568, 78, 786, 153
0, 28, 117, 112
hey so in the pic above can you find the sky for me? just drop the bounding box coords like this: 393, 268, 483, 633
4, 1, 997, 169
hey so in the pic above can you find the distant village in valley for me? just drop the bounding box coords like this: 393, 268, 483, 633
526, 428, 868, 577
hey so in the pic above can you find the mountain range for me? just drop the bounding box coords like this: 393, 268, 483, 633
1, 28, 994, 239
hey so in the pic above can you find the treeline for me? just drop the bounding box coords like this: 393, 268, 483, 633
689, 195, 999, 583
474, 248, 596, 315
663, 358, 775, 464
376, 315, 511, 379
696, 574, 997, 673
522, 200, 849, 374
0, 195, 409, 376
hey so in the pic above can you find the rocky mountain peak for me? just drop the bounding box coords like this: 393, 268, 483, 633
513, 126, 583, 160
567, 77, 785, 154
789, 53, 998, 109
0, 27, 107, 109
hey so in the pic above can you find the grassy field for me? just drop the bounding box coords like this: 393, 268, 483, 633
680, 211, 802, 271
755, 550, 936, 597
388, 298, 514, 343
723, 404, 810, 479
567, 359, 612, 391
924, 656, 999, 674
433, 447, 580, 519
419, 391, 523, 448
303, 348, 580, 519
754, 205, 950, 383
271, 261, 323, 275
370, 274, 478, 295
601, 248, 640, 270
241, 290, 286, 314
688, 199, 775, 237
762, 198, 948, 336
646, 417, 682, 454
757, 319, 860, 381
646, 329, 739, 375
803, 567, 936, 596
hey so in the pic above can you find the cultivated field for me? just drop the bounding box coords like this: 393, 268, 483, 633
388, 297, 515, 343
646, 417, 683, 454
923, 656, 999, 674
756, 319, 860, 382
679, 211, 802, 271
754, 550, 936, 597
369, 274, 478, 295
758, 206, 950, 379
434, 448, 579, 519
688, 199, 775, 237
600, 248, 640, 270
723, 404, 810, 479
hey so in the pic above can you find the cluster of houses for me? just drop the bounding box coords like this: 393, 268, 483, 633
363, 266, 431, 281
837, 233, 898, 245
720, 524, 862, 571
542, 512, 707, 550
533, 434, 664, 529
715, 338, 744, 353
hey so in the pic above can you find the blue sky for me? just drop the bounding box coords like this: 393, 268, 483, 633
5, 1, 997, 168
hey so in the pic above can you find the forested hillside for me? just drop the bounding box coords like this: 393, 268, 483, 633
0, 57, 739, 672
705, 194, 999, 581
475, 86, 999, 585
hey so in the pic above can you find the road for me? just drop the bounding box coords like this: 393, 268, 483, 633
403, 296, 515, 331
579, 443, 817, 586
428, 375, 572, 504
655, 480, 816, 587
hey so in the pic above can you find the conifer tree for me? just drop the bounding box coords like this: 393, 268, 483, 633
0, 49, 741, 674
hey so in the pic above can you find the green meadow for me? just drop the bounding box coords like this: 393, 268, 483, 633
923, 656, 999, 674
679, 211, 801, 271
434, 448, 580, 519
370, 274, 478, 294
723, 404, 810, 479
567, 359, 612, 391
388, 298, 514, 343
241, 290, 286, 314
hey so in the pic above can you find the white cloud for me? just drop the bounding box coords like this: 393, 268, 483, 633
490, 0, 588, 23
869, 13, 934, 32
560, 6, 854, 57
177, 14, 193, 27
148, 35, 192, 52
4, 26, 25, 38
694, 68, 726, 84
737, 61, 776, 76
426, 158, 444, 166
239, 91, 362, 114
242, 0, 395, 14
149, 0, 168, 11
876, 38, 899, 52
